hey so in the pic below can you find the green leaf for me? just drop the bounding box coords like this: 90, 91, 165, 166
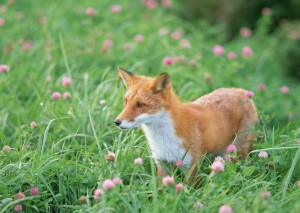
242, 166, 256, 177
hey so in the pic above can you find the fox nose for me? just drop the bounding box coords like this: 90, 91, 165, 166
114, 119, 122, 126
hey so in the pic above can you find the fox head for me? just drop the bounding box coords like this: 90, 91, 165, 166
114, 67, 173, 129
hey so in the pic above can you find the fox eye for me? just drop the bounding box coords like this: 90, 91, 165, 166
136, 103, 145, 108
124, 99, 127, 104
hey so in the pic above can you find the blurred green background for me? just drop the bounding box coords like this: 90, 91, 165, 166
0, 0, 300, 212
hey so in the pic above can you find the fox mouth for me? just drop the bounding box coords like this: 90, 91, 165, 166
115, 114, 154, 129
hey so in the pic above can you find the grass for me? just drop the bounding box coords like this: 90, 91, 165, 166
0, 0, 300, 212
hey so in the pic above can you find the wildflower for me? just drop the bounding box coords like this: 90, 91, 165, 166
31, 121, 37, 128
189, 60, 197, 66
93, 188, 103, 199
194, 201, 204, 208
175, 183, 184, 193
0, 64, 9, 73
258, 83, 266, 91
22, 40, 32, 52
180, 39, 191, 48
242, 46, 253, 57
171, 30, 182, 40
123, 43, 132, 51
176, 160, 183, 167
161, 0, 172, 8
245, 91, 254, 98
162, 175, 175, 186
15, 192, 26, 200
258, 151, 268, 158
62, 77, 71, 87
0, 18, 5, 26
99, 100, 106, 105
262, 7, 271, 16
218, 205, 233, 213
159, 27, 169, 36
79, 196, 87, 204
280, 86, 289, 94
105, 151, 116, 162
1, 145, 12, 152
85, 7, 95, 16
204, 73, 212, 82
134, 34, 144, 43
63, 92, 71, 99
227, 52, 236, 60
112, 177, 123, 184
134, 157, 143, 165
30, 187, 39, 195
224, 155, 237, 163
102, 179, 115, 190
226, 144, 237, 153
111, 5, 122, 13
261, 191, 271, 199
211, 161, 224, 173
103, 39, 113, 48
240, 27, 252, 37
52, 92, 61, 100
213, 45, 225, 55
163, 57, 173, 66
14, 204, 22, 212
143, 0, 157, 9
214, 156, 225, 163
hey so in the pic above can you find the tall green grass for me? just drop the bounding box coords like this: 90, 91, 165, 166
0, 0, 299, 212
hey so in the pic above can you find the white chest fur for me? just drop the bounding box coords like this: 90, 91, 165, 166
141, 112, 192, 167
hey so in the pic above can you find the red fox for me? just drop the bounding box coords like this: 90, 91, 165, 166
115, 67, 258, 185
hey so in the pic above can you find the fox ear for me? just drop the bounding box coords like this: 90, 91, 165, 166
152, 72, 171, 93
118, 67, 136, 88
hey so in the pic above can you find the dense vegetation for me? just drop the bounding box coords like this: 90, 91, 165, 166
0, 0, 299, 212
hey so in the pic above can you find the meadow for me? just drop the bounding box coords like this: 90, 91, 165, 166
0, 0, 300, 212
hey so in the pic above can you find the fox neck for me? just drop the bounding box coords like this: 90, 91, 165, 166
141, 102, 192, 166
164, 89, 181, 108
